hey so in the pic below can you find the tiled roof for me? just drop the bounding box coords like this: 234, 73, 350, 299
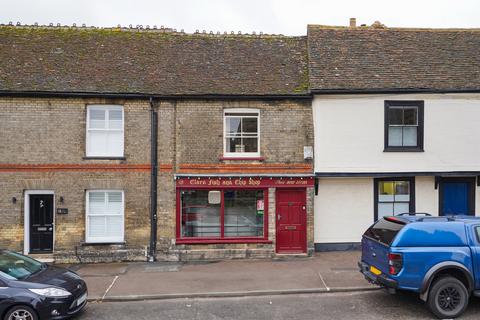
0, 25, 309, 96
308, 25, 480, 92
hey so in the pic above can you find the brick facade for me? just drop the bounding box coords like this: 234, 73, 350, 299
0, 97, 314, 262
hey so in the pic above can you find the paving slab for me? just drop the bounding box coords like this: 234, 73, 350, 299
73, 262, 129, 277
82, 275, 118, 299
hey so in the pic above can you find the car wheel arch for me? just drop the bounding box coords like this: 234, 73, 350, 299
419, 261, 473, 301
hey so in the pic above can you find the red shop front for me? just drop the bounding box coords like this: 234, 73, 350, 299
175, 176, 314, 254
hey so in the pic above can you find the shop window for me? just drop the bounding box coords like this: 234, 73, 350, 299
180, 189, 266, 240
86, 190, 124, 243
384, 101, 424, 152
224, 109, 260, 157
86, 105, 124, 157
374, 178, 415, 221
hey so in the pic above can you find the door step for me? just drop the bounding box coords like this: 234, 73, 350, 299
28, 253, 54, 263
274, 253, 309, 260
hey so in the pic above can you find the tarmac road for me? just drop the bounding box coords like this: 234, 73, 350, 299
75, 290, 480, 320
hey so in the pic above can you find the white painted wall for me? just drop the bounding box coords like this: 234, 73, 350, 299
415, 176, 438, 216
314, 178, 373, 243
313, 93, 480, 173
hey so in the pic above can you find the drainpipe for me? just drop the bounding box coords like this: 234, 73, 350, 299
148, 97, 158, 262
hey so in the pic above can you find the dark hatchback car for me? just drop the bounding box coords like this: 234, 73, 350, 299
0, 250, 87, 320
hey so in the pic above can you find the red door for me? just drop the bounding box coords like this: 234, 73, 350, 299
276, 189, 307, 253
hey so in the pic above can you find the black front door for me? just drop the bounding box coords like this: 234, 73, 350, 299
29, 194, 54, 253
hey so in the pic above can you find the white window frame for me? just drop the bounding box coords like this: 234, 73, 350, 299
223, 108, 260, 158
86, 105, 124, 157
85, 190, 125, 243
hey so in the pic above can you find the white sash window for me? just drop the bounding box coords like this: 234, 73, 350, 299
224, 109, 260, 157
86, 190, 124, 243
86, 105, 124, 157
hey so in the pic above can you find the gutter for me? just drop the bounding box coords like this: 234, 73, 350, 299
310, 88, 480, 95
0, 90, 312, 100
148, 97, 158, 262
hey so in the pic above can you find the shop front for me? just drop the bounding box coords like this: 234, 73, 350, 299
174, 175, 314, 259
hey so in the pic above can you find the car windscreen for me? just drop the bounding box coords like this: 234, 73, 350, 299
363, 218, 406, 246
0, 250, 44, 280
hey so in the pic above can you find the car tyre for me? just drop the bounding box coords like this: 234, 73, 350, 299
427, 276, 469, 319
4, 305, 38, 320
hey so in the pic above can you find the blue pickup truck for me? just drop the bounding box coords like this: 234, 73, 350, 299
359, 214, 480, 318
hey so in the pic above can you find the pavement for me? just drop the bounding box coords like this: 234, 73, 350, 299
64, 251, 377, 302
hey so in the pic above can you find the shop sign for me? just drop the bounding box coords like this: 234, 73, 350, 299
176, 177, 314, 188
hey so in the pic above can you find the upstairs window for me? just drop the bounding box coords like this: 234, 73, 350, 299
86, 105, 124, 157
224, 109, 260, 157
384, 101, 424, 151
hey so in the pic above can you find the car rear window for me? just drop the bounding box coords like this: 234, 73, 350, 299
364, 218, 406, 246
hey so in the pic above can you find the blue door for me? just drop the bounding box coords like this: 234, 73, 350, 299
440, 178, 475, 216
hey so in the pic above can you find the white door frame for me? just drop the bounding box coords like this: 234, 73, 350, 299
24, 190, 55, 254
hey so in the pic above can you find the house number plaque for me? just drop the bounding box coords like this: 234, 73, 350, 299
57, 208, 68, 214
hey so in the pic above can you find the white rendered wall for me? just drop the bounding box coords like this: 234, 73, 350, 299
314, 178, 373, 243
414, 176, 438, 216
313, 93, 480, 173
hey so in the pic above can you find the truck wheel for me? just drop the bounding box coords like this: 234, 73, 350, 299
427, 276, 469, 319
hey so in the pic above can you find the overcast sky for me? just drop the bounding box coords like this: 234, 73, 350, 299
1, 0, 479, 35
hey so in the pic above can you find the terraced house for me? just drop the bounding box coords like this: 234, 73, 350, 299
0, 24, 314, 262
309, 23, 480, 251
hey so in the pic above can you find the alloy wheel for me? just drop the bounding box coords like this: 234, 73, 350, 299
8, 309, 34, 320
437, 286, 461, 311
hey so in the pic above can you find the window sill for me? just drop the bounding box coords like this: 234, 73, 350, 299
219, 156, 265, 161
383, 148, 424, 153
83, 156, 126, 160
81, 241, 126, 246
175, 238, 272, 245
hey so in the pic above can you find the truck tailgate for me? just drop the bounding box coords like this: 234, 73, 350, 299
361, 217, 407, 275
361, 236, 390, 274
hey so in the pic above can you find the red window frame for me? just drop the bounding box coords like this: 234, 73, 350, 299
175, 187, 270, 244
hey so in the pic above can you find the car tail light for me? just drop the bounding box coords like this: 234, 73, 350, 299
388, 253, 403, 275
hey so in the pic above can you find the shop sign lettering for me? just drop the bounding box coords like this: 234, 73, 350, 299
177, 177, 314, 188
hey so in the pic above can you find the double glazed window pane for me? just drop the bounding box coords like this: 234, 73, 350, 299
224, 190, 264, 237
225, 113, 259, 154
89, 109, 106, 129
378, 202, 410, 219
388, 107, 417, 126
388, 127, 417, 147
181, 190, 221, 237
388, 107, 418, 147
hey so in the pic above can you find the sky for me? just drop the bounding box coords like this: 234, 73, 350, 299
1, 0, 479, 36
